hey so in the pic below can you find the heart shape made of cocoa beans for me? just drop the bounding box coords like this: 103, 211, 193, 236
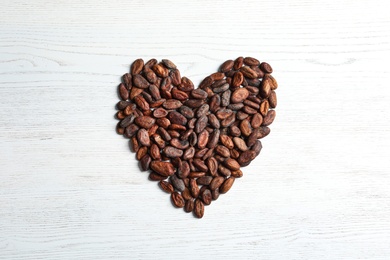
115, 57, 278, 218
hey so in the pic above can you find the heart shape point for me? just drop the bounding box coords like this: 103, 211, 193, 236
116, 57, 278, 218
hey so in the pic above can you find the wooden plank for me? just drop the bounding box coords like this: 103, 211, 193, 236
1, 0, 390, 259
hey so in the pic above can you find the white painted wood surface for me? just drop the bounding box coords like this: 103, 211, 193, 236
1, 0, 390, 259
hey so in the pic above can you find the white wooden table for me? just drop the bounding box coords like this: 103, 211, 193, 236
1, 0, 390, 259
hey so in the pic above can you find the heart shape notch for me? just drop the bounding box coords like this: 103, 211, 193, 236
116, 57, 278, 218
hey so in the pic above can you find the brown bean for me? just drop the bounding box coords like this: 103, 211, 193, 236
210, 176, 225, 190
231, 88, 249, 103
171, 192, 185, 208
131, 59, 144, 75
170, 175, 185, 192
194, 199, 205, 218
159, 180, 174, 193
150, 161, 175, 176
220, 60, 234, 72
220, 177, 235, 194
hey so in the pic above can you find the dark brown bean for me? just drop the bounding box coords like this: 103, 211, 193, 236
262, 110, 276, 126
130, 136, 139, 153
171, 192, 185, 208
184, 199, 195, 213
124, 124, 139, 138
179, 106, 194, 119
231, 88, 249, 103
224, 158, 240, 171
260, 79, 271, 98
178, 161, 190, 179
231, 56, 243, 70
148, 84, 161, 100
213, 83, 230, 93
195, 115, 208, 134
189, 179, 200, 198
269, 90, 277, 108
220, 60, 234, 72
244, 100, 260, 110
251, 140, 263, 155
134, 116, 155, 129
145, 70, 157, 84
170, 69, 181, 86
199, 76, 213, 90
201, 189, 212, 205
178, 77, 194, 92
153, 108, 168, 118
197, 129, 209, 149
197, 176, 213, 186
116, 100, 132, 110
220, 177, 235, 194
191, 89, 208, 99
170, 138, 189, 150
221, 113, 236, 128
163, 146, 184, 158
237, 150, 257, 166
181, 187, 192, 200
122, 73, 132, 89
133, 74, 149, 89
221, 90, 231, 107
231, 169, 243, 178
134, 95, 149, 111
137, 129, 151, 147
149, 172, 168, 181
140, 154, 151, 171
251, 113, 263, 128
168, 111, 188, 125
255, 126, 271, 138
172, 88, 189, 101
260, 62, 273, 73
229, 125, 241, 137
210, 176, 225, 190
170, 175, 185, 192
220, 135, 234, 149
264, 74, 278, 90
211, 188, 220, 200
131, 59, 144, 75
150, 161, 175, 176
161, 59, 177, 69
207, 157, 219, 176
196, 104, 210, 118
240, 119, 252, 137
150, 144, 161, 160
218, 164, 231, 177
209, 94, 221, 112
244, 57, 260, 66
236, 111, 249, 120
192, 159, 208, 172
260, 100, 270, 117
233, 137, 248, 151
240, 66, 258, 79
156, 127, 170, 142
194, 148, 209, 158
210, 72, 225, 81
159, 180, 174, 193
118, 83, 129, 100
152, 63, 169, 78
163, 99, 183, 110
207, 114, 220, 129
120, 115, 135, 128
184, 99, 204, 108
215, 145, 230, 157
194, 199, 205, 218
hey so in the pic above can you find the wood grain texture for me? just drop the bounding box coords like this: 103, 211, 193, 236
1, 0, 390, 259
